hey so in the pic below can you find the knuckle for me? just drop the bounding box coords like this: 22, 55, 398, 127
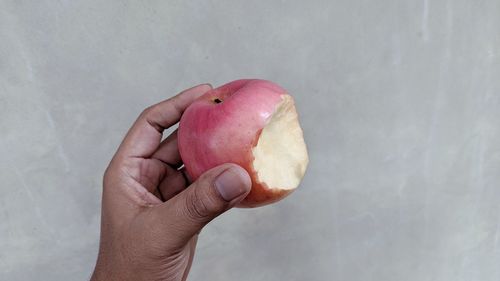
185, 190, 210, 221
140, 106, 155, 118
102, 164, 116, 187
184, 187, 218, 222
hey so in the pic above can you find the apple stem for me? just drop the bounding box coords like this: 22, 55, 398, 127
214, 98, 223, 104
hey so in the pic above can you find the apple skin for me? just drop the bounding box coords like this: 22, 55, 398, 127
178, 79, 294, 207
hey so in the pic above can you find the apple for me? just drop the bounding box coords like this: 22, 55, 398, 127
178, 79, 309, 207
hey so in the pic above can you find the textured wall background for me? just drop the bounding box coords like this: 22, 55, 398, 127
1, 1, 500, 280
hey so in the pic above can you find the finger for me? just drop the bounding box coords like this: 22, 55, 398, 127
157, 167, 187, 201
117, 84, 212, 159
154, 164, 251, 246
136, 158, 168, 193
151, 129, 182, 168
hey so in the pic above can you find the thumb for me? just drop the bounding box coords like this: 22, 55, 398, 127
157, 163, 251, 245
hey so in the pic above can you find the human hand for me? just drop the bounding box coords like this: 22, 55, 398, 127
91, 84, 252, 281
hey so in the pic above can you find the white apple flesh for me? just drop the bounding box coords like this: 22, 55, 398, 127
178, 79, 309, 207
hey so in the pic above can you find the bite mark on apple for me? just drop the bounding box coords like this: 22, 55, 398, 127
251, 95, 309, 191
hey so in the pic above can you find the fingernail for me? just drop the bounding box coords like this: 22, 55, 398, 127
215, 166, 251, 201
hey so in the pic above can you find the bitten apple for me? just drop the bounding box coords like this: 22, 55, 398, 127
178, 79, 309, 207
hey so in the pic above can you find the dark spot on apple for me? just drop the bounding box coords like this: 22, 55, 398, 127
213, 98, 223, 104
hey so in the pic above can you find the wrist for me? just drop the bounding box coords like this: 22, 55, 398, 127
91, 258, 117, 281
90, 269, 103, 281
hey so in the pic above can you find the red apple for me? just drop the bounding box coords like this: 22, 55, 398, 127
178, 79, 309, 207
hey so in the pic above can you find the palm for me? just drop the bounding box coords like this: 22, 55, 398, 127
114, 157, 199, 280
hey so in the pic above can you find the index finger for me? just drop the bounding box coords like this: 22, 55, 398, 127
116, 84, 212, 159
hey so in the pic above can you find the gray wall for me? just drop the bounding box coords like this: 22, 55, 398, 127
1, 1, 500, 280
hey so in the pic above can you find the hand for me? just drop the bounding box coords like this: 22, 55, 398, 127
91, 84, 252, 281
